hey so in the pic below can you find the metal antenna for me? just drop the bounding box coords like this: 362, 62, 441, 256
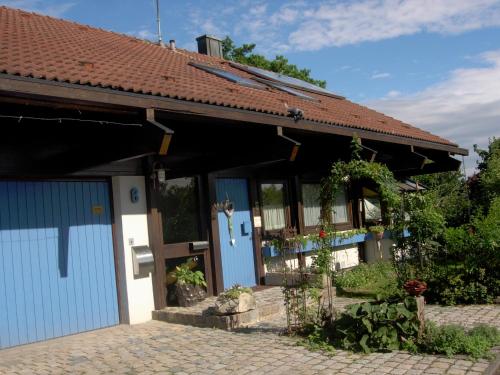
155, 0, 164, 46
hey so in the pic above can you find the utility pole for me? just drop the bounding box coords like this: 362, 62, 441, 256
156, 0, 164, 46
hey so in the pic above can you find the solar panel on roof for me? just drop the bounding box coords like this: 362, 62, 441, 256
189, 62, 265, 90
254, 78, 318, 102
230, 62, 344, 99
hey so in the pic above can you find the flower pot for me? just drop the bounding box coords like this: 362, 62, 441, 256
214, 292, 256, 315
175, 283, 207, 307
403, 280, 427, 297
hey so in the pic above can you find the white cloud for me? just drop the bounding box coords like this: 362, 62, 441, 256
371, 72, 391, 79
386, 90, 402, 98
367, 49, 500, 175
127, 28, 156, 41
0, 0, 75, 17
288, 0, 500, 51
184, 0, 500, 54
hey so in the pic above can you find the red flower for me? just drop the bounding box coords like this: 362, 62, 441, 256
319, 230, 327, 238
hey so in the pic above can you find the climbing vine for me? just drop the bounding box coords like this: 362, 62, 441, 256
320, 136, 401, 226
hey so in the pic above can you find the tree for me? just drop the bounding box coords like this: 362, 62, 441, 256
471, 138, 500, 213
414, 171, 470, 227
221, 36, 327, 88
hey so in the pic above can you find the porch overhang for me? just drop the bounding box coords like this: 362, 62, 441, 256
0, 74, 468, 158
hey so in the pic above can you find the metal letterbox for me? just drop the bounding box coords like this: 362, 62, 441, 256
131, 245, 154, 278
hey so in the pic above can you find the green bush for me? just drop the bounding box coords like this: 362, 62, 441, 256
424, 198, 500, 305
335, 261, 400, 299
421, 322, 500, 359
330, 296, 420, 353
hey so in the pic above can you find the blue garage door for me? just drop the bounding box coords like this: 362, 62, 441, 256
0, 181, 119, 349
216, 178, 257, 289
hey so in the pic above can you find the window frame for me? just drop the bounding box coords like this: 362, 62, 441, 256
361, 185, 386, 226
258, 179, 292, 237
299, 181, 353, 234
158, 175, 206, 246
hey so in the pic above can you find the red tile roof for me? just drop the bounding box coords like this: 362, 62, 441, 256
0, 6, 455, 146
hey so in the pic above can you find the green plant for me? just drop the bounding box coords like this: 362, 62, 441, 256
320, 137, 401, 226
330, 296, 420, 353
335, 261, 400, 299
424, 323, 466, 357
217, 284, 252, 303
174, 262, 207, 287
368, 225, 385, 234
420, 322, 500, 359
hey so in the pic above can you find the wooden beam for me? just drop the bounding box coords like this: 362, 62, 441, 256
0, 74, 468, 156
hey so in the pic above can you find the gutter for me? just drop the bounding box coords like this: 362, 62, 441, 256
0, 74, 468, 156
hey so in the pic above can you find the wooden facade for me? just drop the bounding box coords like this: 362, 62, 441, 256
0, 77, 468, 311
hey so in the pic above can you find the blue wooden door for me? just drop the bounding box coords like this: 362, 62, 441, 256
0, 181, 119, 349
215, 179, 257, 289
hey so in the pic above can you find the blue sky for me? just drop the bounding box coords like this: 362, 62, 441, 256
2, 0, 500, 173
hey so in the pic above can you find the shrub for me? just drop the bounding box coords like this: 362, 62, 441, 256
420, 322, 500, 359
424, 323, 466, 357
424, 198, 500, 305
335, 261, 400, 299
330, 296, 420, 353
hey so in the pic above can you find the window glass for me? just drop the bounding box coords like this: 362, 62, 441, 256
333, 189, 349, 224
261, 183, 286, 231
159, 177, 201, 244
302, 184, 321, 227
302, 184, 349, 226
363, 187, 382, 223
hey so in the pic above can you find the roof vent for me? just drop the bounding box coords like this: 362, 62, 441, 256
196, 35, 223, 58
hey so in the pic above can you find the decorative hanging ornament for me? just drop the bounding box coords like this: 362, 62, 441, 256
215, 197, 236, 246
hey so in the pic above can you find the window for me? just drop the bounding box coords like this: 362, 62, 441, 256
302, 183, 350, 227
363, 187, 382, 223
189, 62, 265, 90
159, 177, 201, 244
253, 78, 319, 102
229, 62, 345, 99
260, 183, 287, 231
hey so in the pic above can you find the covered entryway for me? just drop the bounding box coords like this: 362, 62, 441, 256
215, 178, 257, 289
0, 180, 119, 349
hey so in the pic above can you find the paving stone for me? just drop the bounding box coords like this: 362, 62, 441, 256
0, 290, 498, 375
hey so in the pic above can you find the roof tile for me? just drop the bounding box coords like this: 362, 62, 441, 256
0, 6, 455, 146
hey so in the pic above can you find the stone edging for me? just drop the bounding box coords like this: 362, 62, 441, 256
483, 348, 500, 375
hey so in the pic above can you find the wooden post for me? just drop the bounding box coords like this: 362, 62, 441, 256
416, 296, 425, 339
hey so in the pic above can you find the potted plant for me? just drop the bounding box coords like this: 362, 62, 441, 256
214, 284, 256, 315
368, 225, 385, 241
403, 279, 427, 297
174, 262, 207, 307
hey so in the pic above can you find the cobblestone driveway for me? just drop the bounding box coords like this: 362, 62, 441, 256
0, 301, 498, 375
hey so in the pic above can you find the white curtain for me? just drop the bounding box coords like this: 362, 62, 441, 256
302, 184, 321, 227
333, 189, 348, 223
261, 183, 286, 230
262, 206, 286, 230
302, 184, 349, 226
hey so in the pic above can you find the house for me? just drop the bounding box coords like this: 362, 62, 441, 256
0, 6, 467, 349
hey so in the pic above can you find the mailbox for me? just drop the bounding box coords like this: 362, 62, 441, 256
189, 241, 209, 252
131, 245, 154, 278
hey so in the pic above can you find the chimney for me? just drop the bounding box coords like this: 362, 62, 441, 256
196, 35, 223, 58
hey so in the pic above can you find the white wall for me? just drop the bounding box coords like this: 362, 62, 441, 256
112, 176, 155, 324
264, 244, 360, 273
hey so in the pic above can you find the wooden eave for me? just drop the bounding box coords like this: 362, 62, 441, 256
0, 74, 468, 156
